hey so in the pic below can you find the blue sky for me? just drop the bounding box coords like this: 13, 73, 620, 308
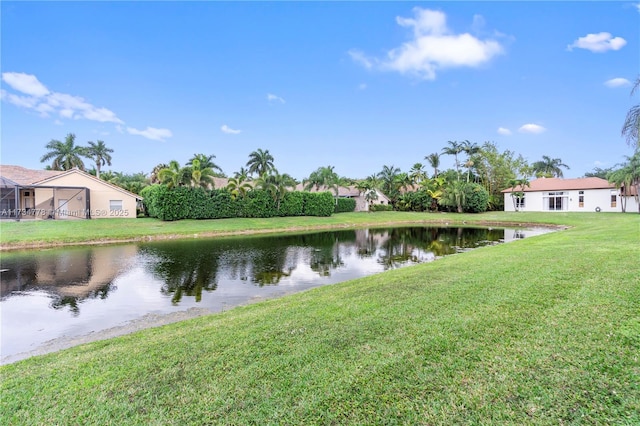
2, 1, 638, 180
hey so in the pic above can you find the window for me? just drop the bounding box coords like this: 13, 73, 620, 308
110, 200, 123, 211
544, 192, 566, 211
610, 190, 617, 208
515, 195, 525, 209
578, 191, 584, 208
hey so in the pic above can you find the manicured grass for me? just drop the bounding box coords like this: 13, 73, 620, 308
2, 211, 570, 249
1, 212, 639, 424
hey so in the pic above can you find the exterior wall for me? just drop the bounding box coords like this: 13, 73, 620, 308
33, 187, 88, 219
504, 188, 628, 213
35, 171, 138, 219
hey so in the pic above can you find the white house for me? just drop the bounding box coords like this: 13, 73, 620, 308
502, 177, 639, 213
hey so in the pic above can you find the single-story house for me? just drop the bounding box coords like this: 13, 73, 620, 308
294, 184, 390, 212
502, 177, 639, 213
0, 165, 141, 220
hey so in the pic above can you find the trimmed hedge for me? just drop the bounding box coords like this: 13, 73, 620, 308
142, 186, 335, 221
335, 197, 356, 213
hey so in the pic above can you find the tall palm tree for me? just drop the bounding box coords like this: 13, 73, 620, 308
531, 156, 570, 178
246, 148, 275, 177
40, 133, 90, 171
425, 153, 441, 178
304, 166, 339, 192
234, 167, 251, 180
86, 140, 114, 179
442, 141, 464, 178
461, 140, 480, 182
187, 153, 223, 175
622, 76, 640, 149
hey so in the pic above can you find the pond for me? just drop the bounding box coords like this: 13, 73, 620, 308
0, 225, 552, 363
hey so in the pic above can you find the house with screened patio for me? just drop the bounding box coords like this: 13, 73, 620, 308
0, 165, 140, 220
502, 177, 638, 213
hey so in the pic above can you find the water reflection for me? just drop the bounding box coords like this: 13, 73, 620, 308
0, 226, 552, 361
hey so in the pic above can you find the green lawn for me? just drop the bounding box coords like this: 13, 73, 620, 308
1, 212, 639, 424
2, 211, 571, 249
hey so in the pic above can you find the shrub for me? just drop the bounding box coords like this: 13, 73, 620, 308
303, 191, 334, 217
463, 183, 490, 213
279, 191, 304, 217
370, 204, 394, 212
335, 197, 356, 213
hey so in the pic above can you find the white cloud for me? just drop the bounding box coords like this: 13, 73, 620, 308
2, 72, 50, 97
567, 32, 626, 53
1, 72, 124, 124
2, 71, 177, 139
604, 77, 631, 88
221, 124, 241, 135
497, 127, 512, 135
127, 126, 173, 141
350, 8, 504, 80
518, 123, 546, 134
348, 49, 374, 69
267, 93, 285, 104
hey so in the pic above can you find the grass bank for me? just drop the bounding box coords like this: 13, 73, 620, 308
1, 212, 639, 424
2, 211, 566, 250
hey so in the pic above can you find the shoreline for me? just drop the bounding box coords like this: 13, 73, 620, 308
0, 219, 564, 252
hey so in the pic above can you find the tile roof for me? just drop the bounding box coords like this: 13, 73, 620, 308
0, 165, 65, 186
502, 177, 616, 193
294, 183, 361, 197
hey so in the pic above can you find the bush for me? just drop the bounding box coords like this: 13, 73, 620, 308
395, 191, 432, 212
142, 186, 336, 221
463, 183, 490, 213
370, 204, 394, 212
279, 191, 304, 217
335, 197, 356, 213
303, 191, 334, 217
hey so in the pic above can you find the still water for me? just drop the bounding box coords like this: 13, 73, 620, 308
1, 226, 551, 362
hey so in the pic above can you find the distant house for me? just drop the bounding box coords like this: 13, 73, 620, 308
0, 165, 141, 220
501, 177, 639, 213
295, 184, 390, 212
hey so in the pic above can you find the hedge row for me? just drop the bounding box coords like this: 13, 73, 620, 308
334, 197, 356, 213
140, 185, 336, 221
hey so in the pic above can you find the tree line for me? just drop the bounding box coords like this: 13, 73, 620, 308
38, 76, 640, 212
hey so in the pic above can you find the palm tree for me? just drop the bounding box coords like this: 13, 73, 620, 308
304, 166, 339, 191
246, 148, 275, 177
425, 153, 441, 178
507, 177, 530, 212
377, 165, 401, 205
187, 159, 217, 188
158, 160, 191, 188
86, 140, 114, 179
226, 175, 252, 200
622, 76, 640, 149
150, 163, 169, 184
409, 163, 427, 186
531, 156, 570, 178
187, 154, 223, 175
255, 169, 296, 209
40, 133, 90, 170
442, 140, 465, 178
461, 140, 480, 182
608, 151, 640, 213
234, 167, 251, 180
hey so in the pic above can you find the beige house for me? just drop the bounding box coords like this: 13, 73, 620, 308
0, 165, 141, 220
295, 184, 390, 212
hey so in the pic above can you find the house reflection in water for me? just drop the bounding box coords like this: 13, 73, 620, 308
0, 245, 137, 315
